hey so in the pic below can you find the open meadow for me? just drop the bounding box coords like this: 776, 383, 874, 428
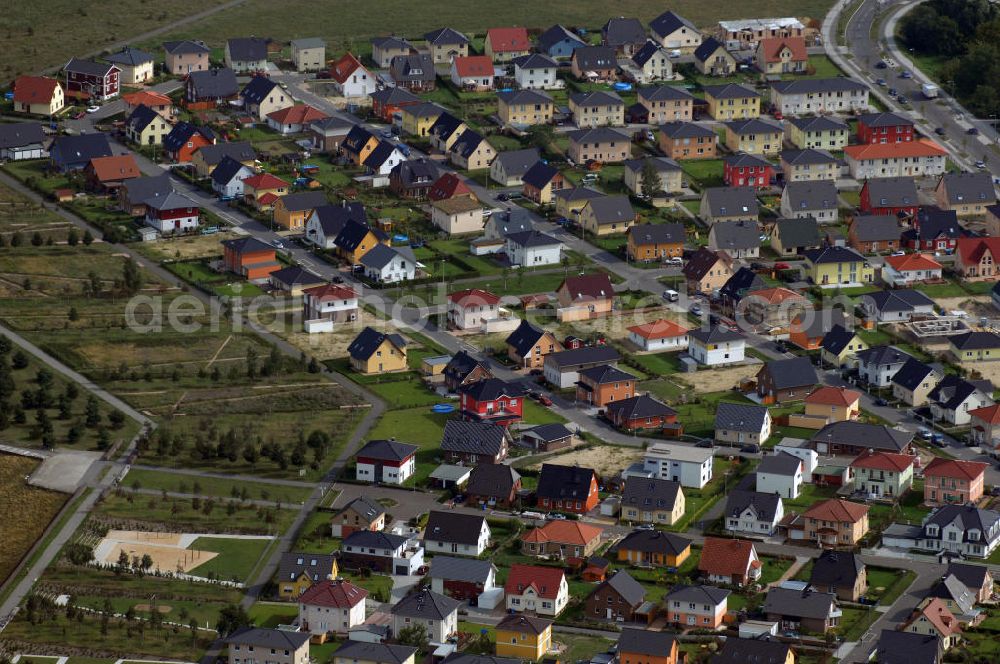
0, 454, 68, 585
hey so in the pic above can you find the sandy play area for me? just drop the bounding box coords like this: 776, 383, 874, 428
95, 530, 217, 574
283, 310, 407, 360
683, 362, 763, 394
528, 445, 644, 478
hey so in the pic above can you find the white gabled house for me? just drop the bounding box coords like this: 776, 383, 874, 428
422, 511, 491, 557
724, 490, 785, 537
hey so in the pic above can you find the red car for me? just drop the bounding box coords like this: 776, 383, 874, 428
774, 262, 791, 270
538, 395, 553, 407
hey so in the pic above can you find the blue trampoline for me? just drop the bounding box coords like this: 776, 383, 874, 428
432, 403, 455, 413
393, 234, 409, 243
613, 82, 633, 91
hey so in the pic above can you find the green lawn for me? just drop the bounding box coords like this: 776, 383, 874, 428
664, 390, 761, 439
681, 159, 725, 188
122, 468, 312, 505
783, 484, 839, 512
365, 375, 443, 408
838, 606, 879, 641
97, 492, 296, 535
249, 601, 298, 628
293, 509, 342, 554
866, 567, 916, 605
188, 536, 272, 582
759, 556, 795, 585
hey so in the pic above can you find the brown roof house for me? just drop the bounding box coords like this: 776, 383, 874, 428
585, 572, 650, 624
556, 273, 615, 320
683, 247, 733, 295
520, 520, 603, 560
698, 537, 762, 587
756, 356, 819, 404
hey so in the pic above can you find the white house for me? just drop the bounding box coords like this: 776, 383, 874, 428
429, 557, 499, 600
210, 157, 253, 200
626, 319, 690, 352
423, 511, 491, 557
505, 565, 569, 617
773, 440, 819, 474
856, 346, 911, 388
390, 590, 460, 643
688, 326, 745, 366
302, 283, 359, 334
447, 288, 502, 330
331, 54, 377, 98
144, 192, 200, 235
755, 452, 803, 499
912, 504, 1000, 559
625, 442, 714, 489
844, 141, 947, 179
354, 439, 418, 485
340, 530, 425, 576
768, 78, 869, 116
450, 56, 496, 91
365, 142, 406, 177
882, 253, 943, 287
860, 289, 936, 323
359, 244, 417, 284
505, 230, 562, 267
724, 490, 785, 537
298, 580, 368, 638
929, 376, 995, 426
513, 54, 560, 90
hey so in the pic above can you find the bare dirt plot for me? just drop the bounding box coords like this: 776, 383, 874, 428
137, 231, 240, 262
684, 363, 763, 394
282, 310, 404, 360
557, 309, 687, 342
527, 444, 644, 478
96, 530, 218, 574
961, 361, 1000, 385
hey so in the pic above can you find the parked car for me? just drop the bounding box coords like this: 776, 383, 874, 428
919, 428, 933, 440
875, 60, 888, 69
538, 395, 554, 407
774, 262, 791, 270
975, 160, 987, 169
968, 127, 979, 135
665, 256, 683, 265
86, 105, 100, 114
689, 303, 702, 315
888, 87, 898, 97
934, 127, 946, 136
876, 78, 886, 86
695, 439, 714, 448
900, 70, 912, 78
874, 397, 888, 407
740, 444, 761, 454
897, 95, 909, 105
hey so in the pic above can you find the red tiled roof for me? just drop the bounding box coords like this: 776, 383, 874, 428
923, 456, 989, 481
698, 537, 757, 578
13, 76, 61, 104
303, 283, 358, 302
243, 173, 289, 191
257, 192, 280, 207
912, 598, 961, 637
970, 403, 1000, 425
957, 237, 1000, 266
453, 55, 494, 78
123, 90, 172, 108
298, 579, 368, 608
428, 172, 473, 201
487, 27, 530, 52
559, 273, 614, 300
521, 520, 603, 547
627, 319, 689, 340
803, 498, 868, 522
805, 385, 861, 407
758, 37, 808, 63
88, 154, 141, 182
885, 252, 942, 272
844, 140, 947, 161
267, 104, 328, 125
850, 449, 915, 473
448, 288, 501, 307
330, 53, 365, 84
745, 287, 805, 305
505, 563, 565, 599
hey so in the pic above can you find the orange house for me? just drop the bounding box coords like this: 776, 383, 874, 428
618, 628, 678, 664
163, 121, 216, 163
923, 457, 988, 506
221, 237, 280, 281
575, 365, 636, 407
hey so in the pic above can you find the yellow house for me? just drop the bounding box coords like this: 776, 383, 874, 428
277, 553, 338, 599
273, 191, 328, 231
579, 195, 636, 236
950, 331, 1000, 362
124, 105, 171, 146
724, 118, 783, 156
495, 614, 553, 661
191, 142, 256, 178
616, 530, 691, 568
335, 222, 389, 264
820, 327, 869, 368
348, 327, 408, 374
804, 386, 861, 423
785, 116, 850, 151
13, 76, 65, 116
703, 83, 760, 121
555, 187, 604, 219
804, 246, 874, 287
497, 90, 554, 127
400, 102, 445, 138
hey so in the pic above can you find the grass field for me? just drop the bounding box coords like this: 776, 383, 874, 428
188, 536, 271, 582
121, 468, 313, 505
96, 491, 297, 535
0, 454, 68, 585
0, 180, 73, 240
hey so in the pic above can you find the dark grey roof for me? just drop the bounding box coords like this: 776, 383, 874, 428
546, 346, 621, 368
429, 556, 496, 583
522, 161, 559, 189
602, 17, 646, 47
343, 529, 409, 550
442, 350, 488, 386
859, 112, 914, 128
268, 266, 322, 287
875, 631, 941, 664
451, 129, 488, 159
290, 37, 325, 49
227, 37, 268, 62
522, 423, 573, 443
694, 37, 729, 63
441, 420, 508, 457
690, 325, 744, 345
494, 147, 541, 178
391, 158, 438, 187
624, 156, 681, 175
355, 437, 417, 461
925, 573, 978, 616
567, 127, 629, 145
720, 267, 766, 302
371, 86, 420, 106
945, 562, 991, 592
714, 402, 769, 433
781, 148, 838, 166
757, 451, 802, 476
810, 550, 864, 588
639, 86, 694, 103
865, 177, 918, 208
890, 358, 937, 391
495, 614, 553, 636
912, 207, 962, 242
65, 58, 117, 77
466, 464, 521, 498
537, 463, 597, 502
506, 230, 560, 249
863, 289, 935, 313
424, 510, 488, 546
144, 191, 197, 211
50, 133, 113, 166
277, 552, 336, 583
856, 345, 912, 368
359, 243, 404, 271
188, 68, 239, 98
514, 53, 558, 70
804, 245, 868, 265
617, 625, 674, 655
497, 89, 553, 106
280, 190, 327, 212
585, 195, 635, 224
163, 40, 209, 55
651, 10, 699, 39
338, 496, 385, 522
713, 638, 791, 664
950, 330, 1000, 350
851, 214, 900, 242
617, 530, 691, 555
660, 121, 716, 139
928, 374, 988, 411
425, 27, 469, 46
711, 220, 761, 251
122, 173, 173, 205
333, 641, 418, 664
537, 25, 586, 52
621, 476, 682, 512
726, 118, 783, 135
125, 104, 160, 133
211, 155, 250, 186
348, 327, 406, 361
702, 83, 758, 99
811, 421, 913, 452
573, 46, 618, 71
774, 217, 820, 248
458, 378, 524, 402
227, 627, 309, 650
784, 180, 838, 211
505, 320, 547, 358
788, 116, 849, 132
312, 202, 366, 236
666, 584, 731, 605
762, 356, 819, 390
555, 186, 604, 204
628, 222, 685, 245
197, 140, 255, 166
372, 36, 413, 51
569, 90, 625, 108
365, 140, 402, 170
819, 323, 859, 355
725, 490, 782, 522
939, 171, 995, 205
771, 77, 868, 95
763, 587, 836, 619
164, 121, 215, 152
703, 186, 759, 218
725, 152, 771, 169
390, 53, 435, 84
605, 395, 676, 421
392, 589, 461, 620
240, 76, 279, 104
106, 47, 154, 66
633, 40, 668, 67
0, 122, 45, 149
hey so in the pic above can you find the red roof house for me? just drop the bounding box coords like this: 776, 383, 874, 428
504, 564, 569, 616
755, 37, 808, 73
428, 172, 474, 201
486, 28, 531, 60
85, 154, 141, 191
698, 537, 761, 587
266, 104, 328, 133
955, 237, 1000, 282
458, 378, 524, 426
451, 55, 496, 90
13, 75, 64, 115
923, 457, 989, 505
